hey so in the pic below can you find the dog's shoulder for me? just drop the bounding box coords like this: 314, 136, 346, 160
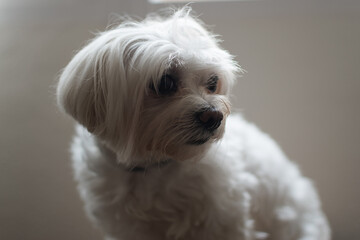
212, 113, 300, 181
222, 113, 288, 161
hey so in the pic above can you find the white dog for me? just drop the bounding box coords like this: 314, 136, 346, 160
57, 8, 330, 240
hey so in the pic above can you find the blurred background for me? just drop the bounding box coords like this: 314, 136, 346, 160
1, 0, 359, 239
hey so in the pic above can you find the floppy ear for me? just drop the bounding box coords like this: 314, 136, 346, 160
57, 39, 109, 134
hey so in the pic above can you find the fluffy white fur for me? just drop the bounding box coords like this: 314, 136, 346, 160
57, 8, 330, 240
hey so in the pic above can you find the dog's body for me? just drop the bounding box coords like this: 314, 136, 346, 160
72, 115, 329, 240
57, 8, 330, 240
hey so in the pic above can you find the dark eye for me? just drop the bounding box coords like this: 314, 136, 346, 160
207, 75, 218, 93
153, 74, 177, 95
150, 74, 178, 96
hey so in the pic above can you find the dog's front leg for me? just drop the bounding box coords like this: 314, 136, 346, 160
260, 169, 331, 240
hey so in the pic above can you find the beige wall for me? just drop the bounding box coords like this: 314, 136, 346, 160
1, 0, 359, 239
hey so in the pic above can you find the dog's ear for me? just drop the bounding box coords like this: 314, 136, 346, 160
57, 39, 110, 134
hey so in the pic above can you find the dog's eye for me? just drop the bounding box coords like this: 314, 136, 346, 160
207, 75, 218, 93
150, 74, 177, 96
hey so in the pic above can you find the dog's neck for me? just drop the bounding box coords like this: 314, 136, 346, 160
97, 139, 173, 172
125, 158, 173, 172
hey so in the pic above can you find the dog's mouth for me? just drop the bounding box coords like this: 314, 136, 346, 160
186, 136, 211, 145
185, 125, 221, 146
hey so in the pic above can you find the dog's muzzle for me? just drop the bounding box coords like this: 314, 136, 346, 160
186, 108, 223, 145
197, 108, 223, 131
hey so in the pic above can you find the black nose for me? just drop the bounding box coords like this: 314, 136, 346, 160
197, 108, 223, 131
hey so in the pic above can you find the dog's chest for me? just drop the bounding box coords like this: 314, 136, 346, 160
113, 163, 251, 240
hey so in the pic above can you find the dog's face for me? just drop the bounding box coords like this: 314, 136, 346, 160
139, 64, 231, 161
57, 8, 240, 164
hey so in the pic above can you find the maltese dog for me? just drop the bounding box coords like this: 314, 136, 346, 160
57, 7, 330, 240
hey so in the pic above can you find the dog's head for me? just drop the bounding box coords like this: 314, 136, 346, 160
57, 8, 240, 164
